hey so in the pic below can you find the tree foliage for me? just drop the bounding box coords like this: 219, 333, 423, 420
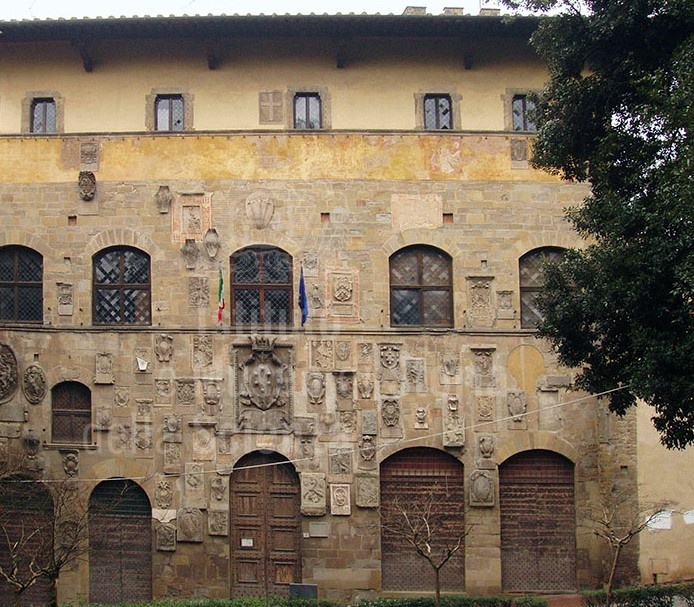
503, 0, 694, 447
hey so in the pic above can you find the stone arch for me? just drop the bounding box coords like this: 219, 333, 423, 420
497, 432, 578, 466
83, 227, 157, 260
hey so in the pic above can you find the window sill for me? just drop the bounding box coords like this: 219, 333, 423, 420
43, 442, 98, 450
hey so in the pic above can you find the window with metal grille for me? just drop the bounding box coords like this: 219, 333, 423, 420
155, 94, 185, 131
512, 94, 537, 132
93, 247, 151, 325
424, 94, 452, 130
0, 245, 43, 323
231, 246, 293, 325
519, 247, 565, 328
31, 98, 57, 133
390, 245, 453, 327
293, 93, 321, 129
52, 381, 92, 444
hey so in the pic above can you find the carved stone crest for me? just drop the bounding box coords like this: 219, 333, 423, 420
95, 353, 114, 384
357, 375, 374, 399
245, 192, 275, 229
469, 469, 495, 507
330, 484, 351, 516
306, 372, 326, 406
155, 185, 173, 214
155, 334, 173, 362
235, 336, 293, 433
0, 344, 20, 403
22, 364, 46, 404
381, 399, 400, 427
78, 171, 96, 201
201, 379, 223, 415
156, 522, 177, 551
177, 508, 204, 542
300, 472, 326, 516
156, 480, 174, 508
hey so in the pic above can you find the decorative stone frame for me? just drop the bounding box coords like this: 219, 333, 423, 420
414, 89, 462, 131
21, 91, 65, 134
502, 88, 540, 132
145, 88, 194, 132
286, 86, 332, 130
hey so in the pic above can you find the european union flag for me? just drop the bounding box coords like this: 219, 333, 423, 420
299, 266, 309, 326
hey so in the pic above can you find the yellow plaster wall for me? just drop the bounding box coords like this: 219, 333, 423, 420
0, 36, 545, 134
637, 405, 694, 583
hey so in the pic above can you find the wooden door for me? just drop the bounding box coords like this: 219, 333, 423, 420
89, 479, 152, 604
230, 452, 301, 597
500, 450, 577, 592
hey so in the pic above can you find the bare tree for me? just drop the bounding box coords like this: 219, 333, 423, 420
0, 455, 144, 607
589, 488, 673, 607
380, 485, 471, 607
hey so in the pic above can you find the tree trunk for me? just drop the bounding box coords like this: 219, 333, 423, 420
47, 575, 58, 607
605, 543, 622, 607
434, 566, 441, 607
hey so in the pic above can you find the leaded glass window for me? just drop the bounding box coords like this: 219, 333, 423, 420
0, 246, 43, 322
512, 94, 537, 132
424, 95, 452, 130
155, 94, 185, 131
93, 247, 151, 325
390, 245, 453, 327
519, 247, 565, 328
293, 93, 322, 130
52, 381, 92, 444
31, 98, 57, 133
231, 246, 293, 325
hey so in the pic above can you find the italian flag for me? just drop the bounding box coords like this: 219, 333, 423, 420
217, 266, 225, 323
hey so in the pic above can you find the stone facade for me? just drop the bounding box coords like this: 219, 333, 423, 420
0, 12, 644, 605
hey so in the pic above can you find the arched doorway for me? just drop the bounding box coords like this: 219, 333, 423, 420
230, 451, 301, 597
89, 479, 152, 604
0, 476, 53, 607
499, 450, 577, 592
380, 447, 466, 592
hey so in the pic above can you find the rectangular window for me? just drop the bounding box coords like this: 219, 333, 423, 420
31, 98, 57, 134
293, 93, 321, 130
424, 95, 452, 130
155, 95, 185, 131
512, 94, 537, 132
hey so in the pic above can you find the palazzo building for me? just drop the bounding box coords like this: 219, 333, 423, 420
0, 9, 691, 606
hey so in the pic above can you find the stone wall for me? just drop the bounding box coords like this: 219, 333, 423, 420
0, 132, 637, 602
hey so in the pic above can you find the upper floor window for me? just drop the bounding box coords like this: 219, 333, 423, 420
231, 246, 293, 325
0, 245, 43, 323
390, 245, 453, 327
52, 381, 92, 444
512, 94, 537, 132
293, 93, 322, 130
93, 246, 151, 325
155, 94, 185, 131
31, 98, 57, 134
519, 247, 565, 328
424, 94, 452, 130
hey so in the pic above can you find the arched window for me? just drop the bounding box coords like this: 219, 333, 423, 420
519, 246, 565, 328
52, 381, 92, 444
231, 246, 293, 325
93, 247, 151, 325
0, 245, 43, 322
390, 245, 453, 327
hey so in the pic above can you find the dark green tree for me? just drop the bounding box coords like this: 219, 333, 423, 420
501, 0, 694, 447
